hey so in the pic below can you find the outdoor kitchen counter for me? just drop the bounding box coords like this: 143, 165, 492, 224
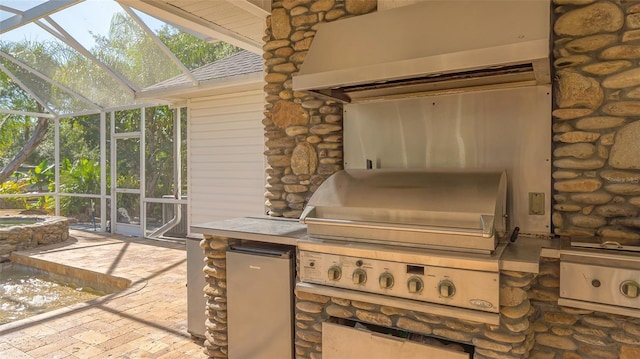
190, 216, 307, 246
499, 236, 562, 274
192, 217, 563, 273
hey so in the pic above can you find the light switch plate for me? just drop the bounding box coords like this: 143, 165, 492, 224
529, 192, 545, 215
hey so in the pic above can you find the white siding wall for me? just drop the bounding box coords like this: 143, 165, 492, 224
188, 89, 265, 232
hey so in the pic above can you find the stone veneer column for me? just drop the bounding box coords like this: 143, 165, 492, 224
528, 258, 640, 358
295, 270, 537, 359
263, 0, 376, 218
201, 235, 237, 358
552, 0, 640, 240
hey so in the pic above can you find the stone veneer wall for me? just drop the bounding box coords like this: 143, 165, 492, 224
198, 237, 538, 359
201, 235, 234, 358
199, 240, 640, 359
200, 0, 640, 358
528, 258, 640, 359
263, 0, 640, 231
542, 2, 640, 354
263, 0, 376, 218
264, 0, 640, 228
552, 0, 640, 240
0, 216, 69, 261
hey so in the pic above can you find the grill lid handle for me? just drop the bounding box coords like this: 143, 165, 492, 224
480, 215, 495, 237
299, 205, 316, 224
600, 241, 623, 249
301, 216, 494, 238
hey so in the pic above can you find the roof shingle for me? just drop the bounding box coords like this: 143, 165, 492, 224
143, 50, 263, 91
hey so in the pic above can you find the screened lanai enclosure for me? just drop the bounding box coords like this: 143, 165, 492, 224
0, 0, 268, 238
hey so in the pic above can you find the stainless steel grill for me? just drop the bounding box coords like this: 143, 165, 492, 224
297, 169, 511, 324
558, 233, 640, 319
559, 248, 640, 319
300, 169, 508, 254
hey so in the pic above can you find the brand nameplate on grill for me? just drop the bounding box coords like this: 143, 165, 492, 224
469, 299, 493, 309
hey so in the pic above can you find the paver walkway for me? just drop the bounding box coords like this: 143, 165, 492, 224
0, 230, 204, 358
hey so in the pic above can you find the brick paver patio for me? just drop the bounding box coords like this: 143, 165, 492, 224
0, 229, 204, 358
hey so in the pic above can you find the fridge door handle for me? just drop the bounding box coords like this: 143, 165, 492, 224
228, 246, 292, 258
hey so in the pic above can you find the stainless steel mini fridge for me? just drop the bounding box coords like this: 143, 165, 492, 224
226, 244, 294, 359
187, 238, 207, 338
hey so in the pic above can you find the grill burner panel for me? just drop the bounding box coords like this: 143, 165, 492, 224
559, 249, 640, 319
298, 239, 506, 315
299, 250, 499, 313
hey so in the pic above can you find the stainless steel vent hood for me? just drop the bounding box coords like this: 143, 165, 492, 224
292, 0, 551, 103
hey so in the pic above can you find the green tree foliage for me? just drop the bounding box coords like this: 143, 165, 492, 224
0, 41, 55, 183
1, 9, 237, 220
0, 117, 37, 171
157, 28, 240, 70
0, 117, 50, 184
94, 13, 180, 88
59, 116, 101, 161
59, 157, 100, 219
0, 180, 27, 209
0, 46, 39, 114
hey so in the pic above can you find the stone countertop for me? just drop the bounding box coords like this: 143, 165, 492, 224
190, 216, 307, 246
500, 236, 562, 274
192, 217, 560, 273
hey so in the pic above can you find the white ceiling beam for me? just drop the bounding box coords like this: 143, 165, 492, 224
116, 0, 263, 54
0, 5, 22, 15
224, 0, 269, 18
0, 0, 84, 34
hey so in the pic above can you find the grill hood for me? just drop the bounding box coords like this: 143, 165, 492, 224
292, 1, 551, 103
299, 169, 508, 253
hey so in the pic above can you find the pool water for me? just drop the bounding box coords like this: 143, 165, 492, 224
0, 264, 105, 325
0, 218, 40, 228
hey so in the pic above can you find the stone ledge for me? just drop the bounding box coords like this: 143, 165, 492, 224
0, 215, 69, 260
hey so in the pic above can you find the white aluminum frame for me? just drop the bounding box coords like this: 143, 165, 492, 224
0, 0, 249, 237
1, 0, 268, 119
0, 0, 83, 34
0, 51, 102, 112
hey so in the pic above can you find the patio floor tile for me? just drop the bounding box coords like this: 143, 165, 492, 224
0, 230, 204, 358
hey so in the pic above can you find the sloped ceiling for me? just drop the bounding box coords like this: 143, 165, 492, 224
117, 0, 270, 54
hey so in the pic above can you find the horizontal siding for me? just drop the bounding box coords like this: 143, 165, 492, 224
190, 105, 261, 117
188, 161, 263, 172
190, 129, 264, 142
190, 91, 263, 106
188, 89, 266, 230
189, 115, 263, 131
191, 195, 261, 209
190, 147, 260, 157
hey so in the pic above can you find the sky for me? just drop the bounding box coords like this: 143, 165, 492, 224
1, 0, 164, 49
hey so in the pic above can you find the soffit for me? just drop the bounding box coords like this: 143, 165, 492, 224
118, 0, 269, 54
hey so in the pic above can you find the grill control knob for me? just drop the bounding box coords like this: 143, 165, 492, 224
407, 277, 424, 293
327, 266, 342, 281
379, 272, 394, 289
620, 280, 640, 299
438, 280, 456, 298
352, 269, 367, 285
